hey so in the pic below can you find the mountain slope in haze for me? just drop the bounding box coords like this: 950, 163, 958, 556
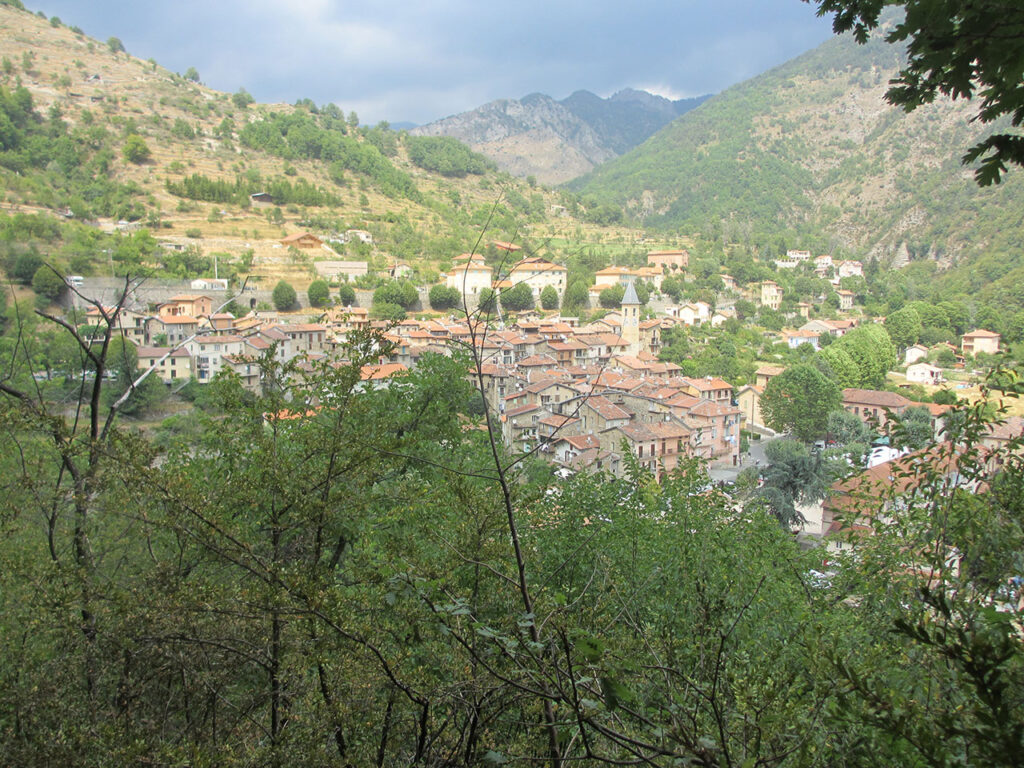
561, 88, 709, 155
572, 23, 1024, 268
411, 89, 708, 185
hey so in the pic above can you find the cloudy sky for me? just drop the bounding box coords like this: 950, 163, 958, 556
36, 1, 836, 125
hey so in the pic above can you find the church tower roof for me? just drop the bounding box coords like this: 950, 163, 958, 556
621, 281, 640, 306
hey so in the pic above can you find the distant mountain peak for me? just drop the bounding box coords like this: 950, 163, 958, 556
411, 88, 708, 184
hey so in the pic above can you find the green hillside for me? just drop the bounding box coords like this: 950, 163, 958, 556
572, 25, 1024, 266
0, 3, 649, 294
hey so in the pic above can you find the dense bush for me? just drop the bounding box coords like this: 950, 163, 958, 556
405, 135, 492, 177
307, 279, 331, 308
428, 284, 461, 310
272, 280, 297, 311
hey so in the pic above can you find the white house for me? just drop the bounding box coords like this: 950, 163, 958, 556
906, 362, 944, 386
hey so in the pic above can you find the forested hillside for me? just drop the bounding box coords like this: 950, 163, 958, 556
572, 21, 1024, 268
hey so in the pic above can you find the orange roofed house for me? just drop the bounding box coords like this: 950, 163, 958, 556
280, 232, 324, 250
961, 329, 1000, 357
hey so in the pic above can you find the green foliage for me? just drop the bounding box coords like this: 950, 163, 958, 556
889, 404, 934, 451
754, 439, 830, 526
238, 111, 418, 200
170, 118, 195, 140
405, 135, 492, 177
561, 279, 589, 314
369, 300, 406, 321
231, 88, 254, 109
598, 283, 625, 308
30, 265, 64, 300
106, 36, 125, 53
428, 283, 460, 311
498, 281, 533, 312
183, 66, 200, 83
121, 134, 151, 164
306, 279, 330, 308
477, 286, 497, 313
816, 324, 896, 389
539, 284, 559, 310
761, 362, 842, 442
272, 279, 297, 311
813, 0, 1024, 185
165, 172, 340, 208
337, 283, 356, 306
373, 280, 418, 309
884, 305, 923, 349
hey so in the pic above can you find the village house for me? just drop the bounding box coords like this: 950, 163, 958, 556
268, 323, 328, 356
755, 365, 785, 388
186, 335, 247, 383
961, 329, 1000, 356
147, 314, 199, 345
904, 344, 929, 365
646, 249, 688, 272
84, 306, 149, 346
679, 376, 733, 405
685, 399, 742, 465
836, 260, 863, 280
836, 289, 855, 312
159, 294, 213, 319
842, 388, 912, 427
507, 257, 567, 299
222, 354, 262, 393
136, 346, 194, 383
906, 362, 944, 386
190, 278, 229, 291
783, 328, 821, 349
446, 260, 493, 300
760, 281, 782, 311
736, 384, 766, 431
281, 232, 324, 250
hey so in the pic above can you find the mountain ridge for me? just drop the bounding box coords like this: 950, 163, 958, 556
571, 24, 1024, 268
411, 88, 709, 184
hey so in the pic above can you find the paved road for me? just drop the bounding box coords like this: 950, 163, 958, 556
707, 436, 773, 484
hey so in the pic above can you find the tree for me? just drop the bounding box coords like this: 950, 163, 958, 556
885, 306, 923, 350
373, 280, 418, 309
337, 283, 356, 306
890, 404, 934, 451
122, 134, 151, 164
539, 285, 559, 310
428, 284, 460, 311
232, 88, 254, 109
809, 0, 1024, 184
754, 439, 831, 527
761, 363, 842, 442
106, 36, 125, 53
11, 251, 44, 284
562, 279, 589, 314
307, 279, 330, 308
183, 66, 200, 82
272, 280, 297, 311
499, 282, 533, 312
369, 300, 405, 321
477, 286, 496, 313
598, 284, 625, 308
31, 265, 64, 302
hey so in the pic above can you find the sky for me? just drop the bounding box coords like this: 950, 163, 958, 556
35, 1, 837, 126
